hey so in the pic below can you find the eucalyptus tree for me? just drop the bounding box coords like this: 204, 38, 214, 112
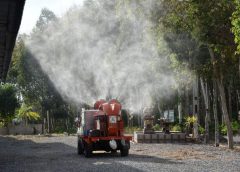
159, 0, 236, 148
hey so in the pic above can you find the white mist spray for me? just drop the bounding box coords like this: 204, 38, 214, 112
26, 0, 176, 112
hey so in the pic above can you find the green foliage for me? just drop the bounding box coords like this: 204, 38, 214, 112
53, 126, 66, 134
161, 0, 235, 57
198, 125, 205, 135
171, 124, 182, 132
124, 127, 142, 134
232, 120, 240, 135
169, 53, 193, 88
153, 124, 161, 131
231, 0, 240, 54
0, 121, 4, 128
220, 121, 240, 135
17, 104, 40, 121
67, 127, 77, 134
7, 36, 26, 84
220, 124, 228, 135
53, 125, 76, 134
159, 0, 237, 84
0, 83, 19, 125
184, 116, 197, 127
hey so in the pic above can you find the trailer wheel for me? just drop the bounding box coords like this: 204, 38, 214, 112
120, 140, 130, 157
77, 138, 84, 155
111, 150, 117, 154
120, 147, 129, 156
83, 142, 92, 158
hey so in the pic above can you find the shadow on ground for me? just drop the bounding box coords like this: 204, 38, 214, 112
0, 136, 183, 172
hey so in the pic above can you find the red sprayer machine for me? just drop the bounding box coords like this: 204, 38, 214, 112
76, 99, 132, 157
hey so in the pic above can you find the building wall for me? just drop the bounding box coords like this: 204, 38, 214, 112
0, 124, 43, 135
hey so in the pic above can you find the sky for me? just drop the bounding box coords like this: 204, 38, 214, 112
19, 0, 85, 34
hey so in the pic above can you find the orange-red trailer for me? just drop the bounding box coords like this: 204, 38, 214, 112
77, 99, 132, 157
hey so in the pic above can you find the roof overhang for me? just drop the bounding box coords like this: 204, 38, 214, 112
0, 0, 25, 82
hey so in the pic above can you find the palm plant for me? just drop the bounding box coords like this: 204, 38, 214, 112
17, 104, 40, 125
184, 116, 198, 137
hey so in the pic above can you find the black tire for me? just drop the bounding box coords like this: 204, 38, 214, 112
83, 142, 92, 158
77, 138, 84, 155
120, 140, 130, 157
126, 140, 130, 149
120, 147, 129, 157
111, 150, 117, 154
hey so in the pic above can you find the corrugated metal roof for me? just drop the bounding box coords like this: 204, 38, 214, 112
0, 0, 25, 82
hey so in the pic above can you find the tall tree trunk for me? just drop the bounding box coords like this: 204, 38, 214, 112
66, 118, 69, 131
228, 85, 232, 122
178, 102, 183, 124
53, 117, 55, 130
25, 118, 28, 126
237, 90, 240, 122
47, 110, 50, 133
43, 118, 46, 134
200, 77, 209, 143
178, 88, 183, 124
213, 80, 219, 147
239, 56, 240, 79
237, 90, 240, 107
208, 47, 233, 149
185, 88, 190, 115
193, 75, 199, 140
51, 117, 54, 131
217, 78, 234, 148
157, 102, 162, 118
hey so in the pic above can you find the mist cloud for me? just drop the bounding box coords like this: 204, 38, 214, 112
26, 0, 176, 112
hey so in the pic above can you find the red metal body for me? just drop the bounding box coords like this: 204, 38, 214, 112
94, 99, 106, 109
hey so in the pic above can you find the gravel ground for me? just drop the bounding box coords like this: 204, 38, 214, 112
0, 135, 240, 172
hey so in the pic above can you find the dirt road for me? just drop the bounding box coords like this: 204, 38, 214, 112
0, 135, 239, 172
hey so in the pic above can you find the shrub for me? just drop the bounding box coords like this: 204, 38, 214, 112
198, 125, 205, 135
67, 127, 77, 134
171, 124, 181, 131
0, 121, 4, 128
184, 116, 197, 127
220, 120, 240, 135
153, 124, 161, 131
0, 84, 19, 125
53, 126, 65, 133
124, 127, 142, 134
220, 124, 227, 135
232, 120, 240, 135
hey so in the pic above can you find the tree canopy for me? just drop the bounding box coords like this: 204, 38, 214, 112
0, 83, 19, 125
